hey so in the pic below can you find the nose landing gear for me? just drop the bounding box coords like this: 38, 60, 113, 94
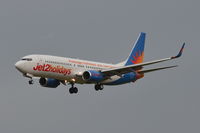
23, 73, 34, 85
28, 79, 34, 85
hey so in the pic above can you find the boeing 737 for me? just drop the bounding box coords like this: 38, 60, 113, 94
15, 32, 185, 94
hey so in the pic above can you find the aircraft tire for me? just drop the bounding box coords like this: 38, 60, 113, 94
99, 85, 104, 90
29, 80, 33, 85
95, 84, 103, 91
69, 87, 78, 94
95, 85, 99, 91
69, 87, 74, 94
74, 87, 78, 93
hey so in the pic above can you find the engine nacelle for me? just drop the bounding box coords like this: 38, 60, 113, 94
39, 78, 60, 88
82, 70, 105, 82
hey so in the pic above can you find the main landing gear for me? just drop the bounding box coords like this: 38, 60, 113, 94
69, 83, 78, 94
68, 83, 104, 94
95, 84, 104, 91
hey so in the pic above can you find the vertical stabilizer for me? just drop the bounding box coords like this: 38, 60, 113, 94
124, 32, 146, 66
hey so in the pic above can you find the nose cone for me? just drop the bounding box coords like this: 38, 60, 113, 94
15, 61, 24, 72
15, 61, 20, 69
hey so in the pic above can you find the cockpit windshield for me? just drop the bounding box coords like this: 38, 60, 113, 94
21, 58, 32, 61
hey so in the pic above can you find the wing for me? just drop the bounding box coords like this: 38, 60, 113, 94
101, 43, 185, 76
138, 65, 178, 74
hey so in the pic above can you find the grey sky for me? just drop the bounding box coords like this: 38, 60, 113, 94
0, 0, 199, 133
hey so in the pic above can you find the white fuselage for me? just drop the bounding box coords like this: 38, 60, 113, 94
15, 54, 121, 84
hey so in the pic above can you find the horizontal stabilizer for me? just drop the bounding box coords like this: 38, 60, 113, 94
138, 65, 178, 74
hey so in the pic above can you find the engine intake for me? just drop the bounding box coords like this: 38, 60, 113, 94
39, 78, 60, 88
82, 70, 104, 82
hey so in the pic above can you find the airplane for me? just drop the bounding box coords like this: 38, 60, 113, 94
15, 32, 185, 94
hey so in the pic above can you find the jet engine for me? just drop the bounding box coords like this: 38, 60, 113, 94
82, 70, 105, 82
39, 78, 60, 88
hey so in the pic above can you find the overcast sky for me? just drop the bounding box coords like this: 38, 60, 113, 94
0, 0, 199, 133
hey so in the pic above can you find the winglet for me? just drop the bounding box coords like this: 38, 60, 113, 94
171, 43, 185, 59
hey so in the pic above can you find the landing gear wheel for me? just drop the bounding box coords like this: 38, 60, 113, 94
95, 85, 99, 91
28, 80, 34, 85
69, 87, 74, 94
95, 84, 104, 91
69, 87, 78, 94
74, 87, 78, 93
99, 85, 104, 90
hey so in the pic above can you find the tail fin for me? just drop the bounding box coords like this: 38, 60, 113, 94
124, 32, 146, 66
